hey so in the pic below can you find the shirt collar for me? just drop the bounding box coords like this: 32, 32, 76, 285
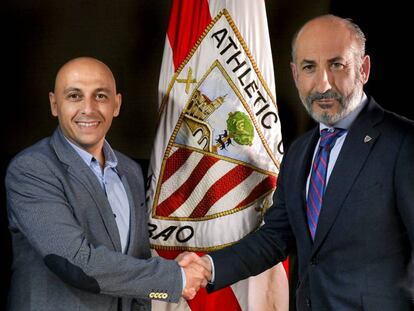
64, 137, 118, 169
319, 92, 368, 132
102, 140, 118, 168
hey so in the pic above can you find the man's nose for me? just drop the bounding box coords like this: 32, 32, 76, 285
314, 69, 333, 94
81, 97, 96, 114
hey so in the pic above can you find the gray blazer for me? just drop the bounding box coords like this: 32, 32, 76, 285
5, 128, 182, 311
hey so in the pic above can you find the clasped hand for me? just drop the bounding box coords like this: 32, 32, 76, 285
176, 252, 212, 300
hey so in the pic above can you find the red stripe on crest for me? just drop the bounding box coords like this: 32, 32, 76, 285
156, 155, 219, 217
190, 165, 253, 218
162, 148, 193, 182
235, 175, 277, 209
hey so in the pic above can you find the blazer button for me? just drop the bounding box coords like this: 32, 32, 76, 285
310, 257, 318, 266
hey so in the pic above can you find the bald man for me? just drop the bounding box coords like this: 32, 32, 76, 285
5, 57, 209, 311
179, 15, 414, 310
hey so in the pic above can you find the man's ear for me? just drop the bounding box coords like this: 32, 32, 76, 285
49, 92, 58, 117
113, 93, 122, 117
360, 55, 370, 84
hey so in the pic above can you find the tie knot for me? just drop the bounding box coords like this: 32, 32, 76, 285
319, 128, 346, 149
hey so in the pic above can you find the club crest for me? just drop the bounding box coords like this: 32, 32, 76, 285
148, 10, 283, 251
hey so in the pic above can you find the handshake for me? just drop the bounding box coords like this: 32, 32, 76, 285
176, 252, 213, 300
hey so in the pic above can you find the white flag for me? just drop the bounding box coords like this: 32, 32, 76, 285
147, 1, 288, 310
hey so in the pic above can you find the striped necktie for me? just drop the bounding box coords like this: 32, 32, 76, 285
307, 128, 346, 240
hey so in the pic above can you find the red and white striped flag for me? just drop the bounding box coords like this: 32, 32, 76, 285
147, 1, 288, 310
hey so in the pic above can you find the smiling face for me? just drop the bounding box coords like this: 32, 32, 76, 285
49, 57, 121, 158
290, 16, 370, 125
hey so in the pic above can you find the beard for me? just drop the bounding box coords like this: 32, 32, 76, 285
301, 82, 363, 125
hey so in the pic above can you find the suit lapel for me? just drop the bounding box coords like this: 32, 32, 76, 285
290, 127, 320, 245
312, 99, 383, 253
120, 172, 138, 256
50, 128, 123, 252
111, 153, 145, 257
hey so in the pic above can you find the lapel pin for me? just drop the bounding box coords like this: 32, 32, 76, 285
364, 135, 372, 143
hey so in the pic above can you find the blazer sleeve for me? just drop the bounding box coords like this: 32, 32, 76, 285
5, 154, 183, 302
394, 126, 414, 248
207, 154, 294, 291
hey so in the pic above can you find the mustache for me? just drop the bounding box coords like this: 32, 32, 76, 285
307, 90, 342, 103
75, 112, 102, 122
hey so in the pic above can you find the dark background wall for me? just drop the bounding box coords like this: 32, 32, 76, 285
1, 0, 411, 307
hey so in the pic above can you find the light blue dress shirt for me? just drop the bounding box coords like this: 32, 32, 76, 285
66, 138, 131, 254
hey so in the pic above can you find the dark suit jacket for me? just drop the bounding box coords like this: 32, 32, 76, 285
208, 98, 414, 310
5, 128, 182, 311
